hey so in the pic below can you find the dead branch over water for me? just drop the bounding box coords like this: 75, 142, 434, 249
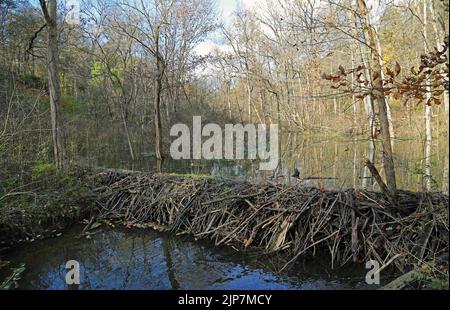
94, 171, 449, 274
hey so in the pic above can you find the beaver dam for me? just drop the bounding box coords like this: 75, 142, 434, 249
89, 170, 449, 275
1, 167, 448, 289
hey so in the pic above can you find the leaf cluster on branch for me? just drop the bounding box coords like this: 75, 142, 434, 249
322, 36, 449, 106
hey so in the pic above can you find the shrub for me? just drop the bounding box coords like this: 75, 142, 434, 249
31, 163, 57, 181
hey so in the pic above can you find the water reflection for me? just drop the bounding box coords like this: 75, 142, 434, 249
3, 228, 375, 290
78, 133, 449, 193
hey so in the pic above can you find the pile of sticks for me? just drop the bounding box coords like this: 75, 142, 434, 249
94, 171, 449, 274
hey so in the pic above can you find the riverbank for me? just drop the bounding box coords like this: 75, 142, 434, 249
0, 166, 97, 246
0, 166, 448, 289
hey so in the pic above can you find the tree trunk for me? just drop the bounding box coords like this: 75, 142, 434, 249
423, 0, 433, 191
154, 71, 163, 161
154, 39, 163, 161
429, 0, 449, 116
246, 74, 252, 122
374, 26, 395, 148
350, 50, 358, 130
119, 98, 135, 161
352, 9, 376, 137
227, 83, 232, 120
41, 0, 66, 169
362, 139, 375, 189
357, 0, 397, 195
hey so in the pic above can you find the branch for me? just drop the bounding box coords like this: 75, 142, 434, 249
365, 160, 407, 214
26, 24, 47, 56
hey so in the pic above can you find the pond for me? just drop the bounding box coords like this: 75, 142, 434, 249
78, 133, 449, 193
0, 227, 381, 290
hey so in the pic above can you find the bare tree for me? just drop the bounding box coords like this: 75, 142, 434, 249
423, 0, 433, 191
115, 0, 216, 161
356, 0, 397, 195
39, 0, 66, 168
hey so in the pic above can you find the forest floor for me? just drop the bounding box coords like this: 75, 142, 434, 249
0, 165, 448, 289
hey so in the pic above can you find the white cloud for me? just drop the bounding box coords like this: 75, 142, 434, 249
194, 41, 232, 57
218, 0, 237, 19
241, 0, 262, 10
218, 0, 267, 21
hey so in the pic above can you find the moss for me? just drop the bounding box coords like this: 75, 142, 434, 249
141, 151, 157, 158
416, 264, 449, 290
430, 278, 449, 290
416, 269, 449, 290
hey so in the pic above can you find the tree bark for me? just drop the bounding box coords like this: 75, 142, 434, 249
40, 0, 66, 169
429, 0, 449, 115
352, 9, 376, 138
423, 0, 433, 191
374, 26, 395, 148
154, 27, 163, 161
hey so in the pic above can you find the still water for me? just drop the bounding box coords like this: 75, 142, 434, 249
1, 227, 377, 290
79, 133, 449, 193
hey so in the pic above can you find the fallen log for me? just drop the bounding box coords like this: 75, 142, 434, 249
380, 270, 420, 290
365, 159, 408, 214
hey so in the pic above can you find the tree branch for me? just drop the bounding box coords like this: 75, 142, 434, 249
26, 24, 47, 57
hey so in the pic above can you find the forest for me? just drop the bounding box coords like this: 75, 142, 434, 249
0, 0, 448, 291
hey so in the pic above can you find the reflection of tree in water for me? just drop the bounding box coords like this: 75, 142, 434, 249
160, 236, 223, 289
162, 238, 180, 289
8, 228, 382, 289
